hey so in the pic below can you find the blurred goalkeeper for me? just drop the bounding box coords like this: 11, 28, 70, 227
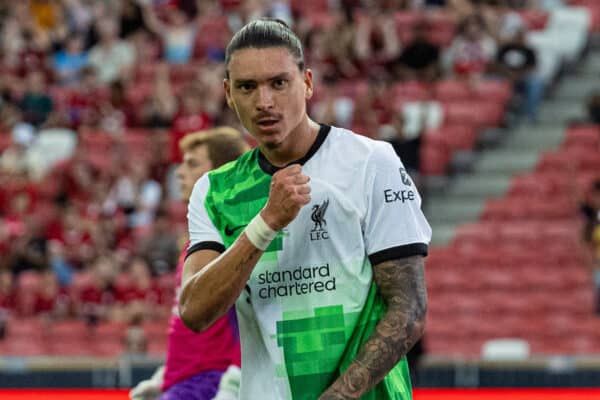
130, 128, 248, 400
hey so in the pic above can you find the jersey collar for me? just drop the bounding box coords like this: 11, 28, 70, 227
257, 124, 331, 175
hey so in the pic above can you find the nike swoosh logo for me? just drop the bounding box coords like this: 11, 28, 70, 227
224, 224, 246, 236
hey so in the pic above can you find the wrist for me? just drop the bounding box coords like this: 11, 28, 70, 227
259, 210, 283, 232
244, 213, 279, 251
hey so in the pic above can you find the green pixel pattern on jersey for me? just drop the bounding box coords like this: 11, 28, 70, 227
276, 283, 413, 399
276, 305, 360, 399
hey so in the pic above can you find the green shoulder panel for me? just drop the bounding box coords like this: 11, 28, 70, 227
203, 149, 283, 252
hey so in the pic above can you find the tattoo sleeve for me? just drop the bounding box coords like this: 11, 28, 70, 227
319, 255, 427, 400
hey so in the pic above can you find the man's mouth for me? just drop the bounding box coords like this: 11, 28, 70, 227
256, 119, 279, 128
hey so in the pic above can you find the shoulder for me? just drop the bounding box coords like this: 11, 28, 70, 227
321, 126, 399, 171
326, 126, 393, 158
205, 149, 258, 193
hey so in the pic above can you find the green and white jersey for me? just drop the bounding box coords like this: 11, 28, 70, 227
187, 125, 431, 400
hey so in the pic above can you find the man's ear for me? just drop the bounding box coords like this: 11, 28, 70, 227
304, 69, 314, 101
224, 79, 234, 109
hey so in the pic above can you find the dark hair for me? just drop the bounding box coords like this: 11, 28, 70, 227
225, 18, 304, 78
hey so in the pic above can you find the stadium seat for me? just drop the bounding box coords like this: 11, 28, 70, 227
419, 143, 451, 176
563, 125, 600, 148
0, 336, 47, 357
481, 339, 530, 360
472, 80, 512, 105
48, 320, 90, 340
436, 124, 479, 151
47, 337, 92, 356
147, 336, 168, 356
433, 80, 471, 102
6, 317, 45, 340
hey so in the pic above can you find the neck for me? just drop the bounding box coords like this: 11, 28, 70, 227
260, 117, 320, 167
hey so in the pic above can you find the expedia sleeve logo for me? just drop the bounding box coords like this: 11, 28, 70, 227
384, 168, 416, 204
310, 199, 329, 241
399, 167, 412, 186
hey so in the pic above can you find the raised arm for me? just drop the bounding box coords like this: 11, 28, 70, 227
320, 255, 427, 399
179, 164, 311, 332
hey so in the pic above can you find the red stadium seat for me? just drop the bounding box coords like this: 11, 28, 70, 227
48, 337, 92, 356
0, 336, 47, 357
48, 320, 90, 340
6, 317, 45, 340
427, 124, 478, 151
536, 151, 576, 172
443, 101, 504, 128
472, 80, 512, 105
147, 336, 168, 357
433, 79, 471, 102
390, 81, 430, 102
563, 125, 600, 148
420, 143, 450, 175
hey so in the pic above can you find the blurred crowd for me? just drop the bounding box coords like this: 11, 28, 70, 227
0, 0, 577, 332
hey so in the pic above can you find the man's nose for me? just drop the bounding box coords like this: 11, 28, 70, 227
255, 86, 274, 111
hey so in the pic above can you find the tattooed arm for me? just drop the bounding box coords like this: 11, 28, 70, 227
319, 255, 427, 399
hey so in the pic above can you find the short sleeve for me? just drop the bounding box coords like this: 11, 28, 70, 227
363, 142, 432, 265
187, 175, 225, 258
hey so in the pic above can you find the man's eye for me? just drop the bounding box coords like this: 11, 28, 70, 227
273, 79, 287, 89
238, 83, 254, 91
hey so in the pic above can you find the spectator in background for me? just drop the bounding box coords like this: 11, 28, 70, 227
392, 21, 441, 82
581, 180, 600, 313
88, 17, 136, 84
354, 5, 401, 79
138, 208, 179, 276
119, 0, 146, 39
46, 203, 94, 267
8, 216, 49, 276
140, 1, 199, 65
33, 268, 70, 319
311, 77, 355, 129
139, 63, 177, 128
170, 86, 212, 163
53, 34, 88, 86
494, 26, 542, 123
587, 92, 600, 124
66, 66, 103, 128
0, 123, 43, 179
383, 112, 423, 177
98, 80, 136, 134
115, 257, 165, 323
445, 14, 496, 80
77, 255, 118, 325
104, 158, 162, 228
0, 268, 16, 314
19, 70, 53, 127
305, 8, 361, 80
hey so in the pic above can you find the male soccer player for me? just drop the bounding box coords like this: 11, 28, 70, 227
130, 128, 247, 400
180, 19, 431, 399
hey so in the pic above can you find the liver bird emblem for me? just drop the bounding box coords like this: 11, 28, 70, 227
311, 199, 329, 232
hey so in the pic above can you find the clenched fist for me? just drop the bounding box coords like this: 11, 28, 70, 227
260, 164, 311, 231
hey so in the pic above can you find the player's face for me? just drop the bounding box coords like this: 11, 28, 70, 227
224, 47, 313, 151
176, 144, 213, 201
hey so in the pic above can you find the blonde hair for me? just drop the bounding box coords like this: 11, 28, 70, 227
179, 126, 249, 168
